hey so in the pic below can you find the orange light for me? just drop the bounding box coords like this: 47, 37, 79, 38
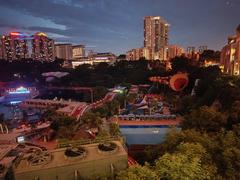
10, 32, 20, 36
36, 32, 47, 37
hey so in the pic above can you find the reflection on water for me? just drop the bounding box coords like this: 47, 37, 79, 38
0, 102, 40, 129
120, 127, 181, 145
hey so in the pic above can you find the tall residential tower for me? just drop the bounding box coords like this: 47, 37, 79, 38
144, 16, 169, 60
1, 32, 55, 61
1, 32, 29, 60
32, 32, 55, 61
221, 25, 240, 75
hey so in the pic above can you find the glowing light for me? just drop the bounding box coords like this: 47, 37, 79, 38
112, 86, 126, 94
95, 57, 109, 60
10, 32, 22, 36
16, 136, 25, 143
36, 32, 47, 37
10, 101, 22, 104
113, 89, 124, 94
9, 86, 30, 94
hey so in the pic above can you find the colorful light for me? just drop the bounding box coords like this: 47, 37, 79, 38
36, 32, 47, 37
9, 86, 30, 94
113, 89, 124, 94
10, 101, 22, 104
10, 32, 21, 36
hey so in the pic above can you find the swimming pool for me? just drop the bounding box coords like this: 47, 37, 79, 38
120, 126, 181, 145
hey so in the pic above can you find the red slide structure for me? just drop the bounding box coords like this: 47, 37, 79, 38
128, 155, 138, 166
70, 91, 117, 120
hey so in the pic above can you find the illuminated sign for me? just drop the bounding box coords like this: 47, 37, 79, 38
9, 86, 30, 94
16, 136, 25, 143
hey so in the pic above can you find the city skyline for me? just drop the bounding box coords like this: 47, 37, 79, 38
0, 0, 240, 55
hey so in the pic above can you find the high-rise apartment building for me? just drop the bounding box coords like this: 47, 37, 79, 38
199, 46, 208, 54
1, 32, 29, 60
187, 46, 196, 54
186, 46, 201, 60
32, 32, 55, 61
55, 43, 72, 60
221, 25, 240, 75
0, 32, 55, 61
72, 45, 85, 60
144, 16, 169, 60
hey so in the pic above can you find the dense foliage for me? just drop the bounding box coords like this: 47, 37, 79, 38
2, 56, 240, 179
117, 57, 240, 179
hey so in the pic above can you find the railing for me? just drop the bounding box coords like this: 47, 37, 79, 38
57, 136, 123, 149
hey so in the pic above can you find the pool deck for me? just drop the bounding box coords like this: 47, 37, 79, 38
112, 118, 181, 126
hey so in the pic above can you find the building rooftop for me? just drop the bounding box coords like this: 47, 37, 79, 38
72, 45, 85, 48
13, 141, 127, 174
0, 144, 18, 178
55, 43, 72, 46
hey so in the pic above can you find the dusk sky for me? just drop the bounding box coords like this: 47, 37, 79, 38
0, 0, 239, 55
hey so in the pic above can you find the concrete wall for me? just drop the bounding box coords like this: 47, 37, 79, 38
15, 155, 127, 180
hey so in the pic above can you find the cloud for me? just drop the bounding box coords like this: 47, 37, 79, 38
0, 0, 240, 53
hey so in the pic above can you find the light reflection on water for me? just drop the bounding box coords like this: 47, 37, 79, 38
0, 97, 40, 128
120, 127, 180, 145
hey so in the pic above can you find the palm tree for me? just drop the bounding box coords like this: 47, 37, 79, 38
0, 113, 4, 123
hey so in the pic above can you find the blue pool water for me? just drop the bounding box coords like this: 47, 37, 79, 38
120, 126, 181, 145
0, 104, 16, 119
0, 95, 40, 126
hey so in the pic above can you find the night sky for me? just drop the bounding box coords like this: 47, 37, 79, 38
0, 0, 239, 55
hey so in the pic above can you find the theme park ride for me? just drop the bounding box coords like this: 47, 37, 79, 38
149, 72, 189, 92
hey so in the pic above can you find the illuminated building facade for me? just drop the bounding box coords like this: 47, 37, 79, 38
126, 47, 150, 60
55, 43, 72, 60
221, 25, 240, 75
187, 46, 196, 54
199, 46, 208, 54
72, 45, 85, 60
32, 32, 55, 61
167, 45, 185, 60
144, 16, 169, 60
186, 46, 200, 60
89, 52, 116, 64
1, 32, 55, 61
1, 32, 29, 60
